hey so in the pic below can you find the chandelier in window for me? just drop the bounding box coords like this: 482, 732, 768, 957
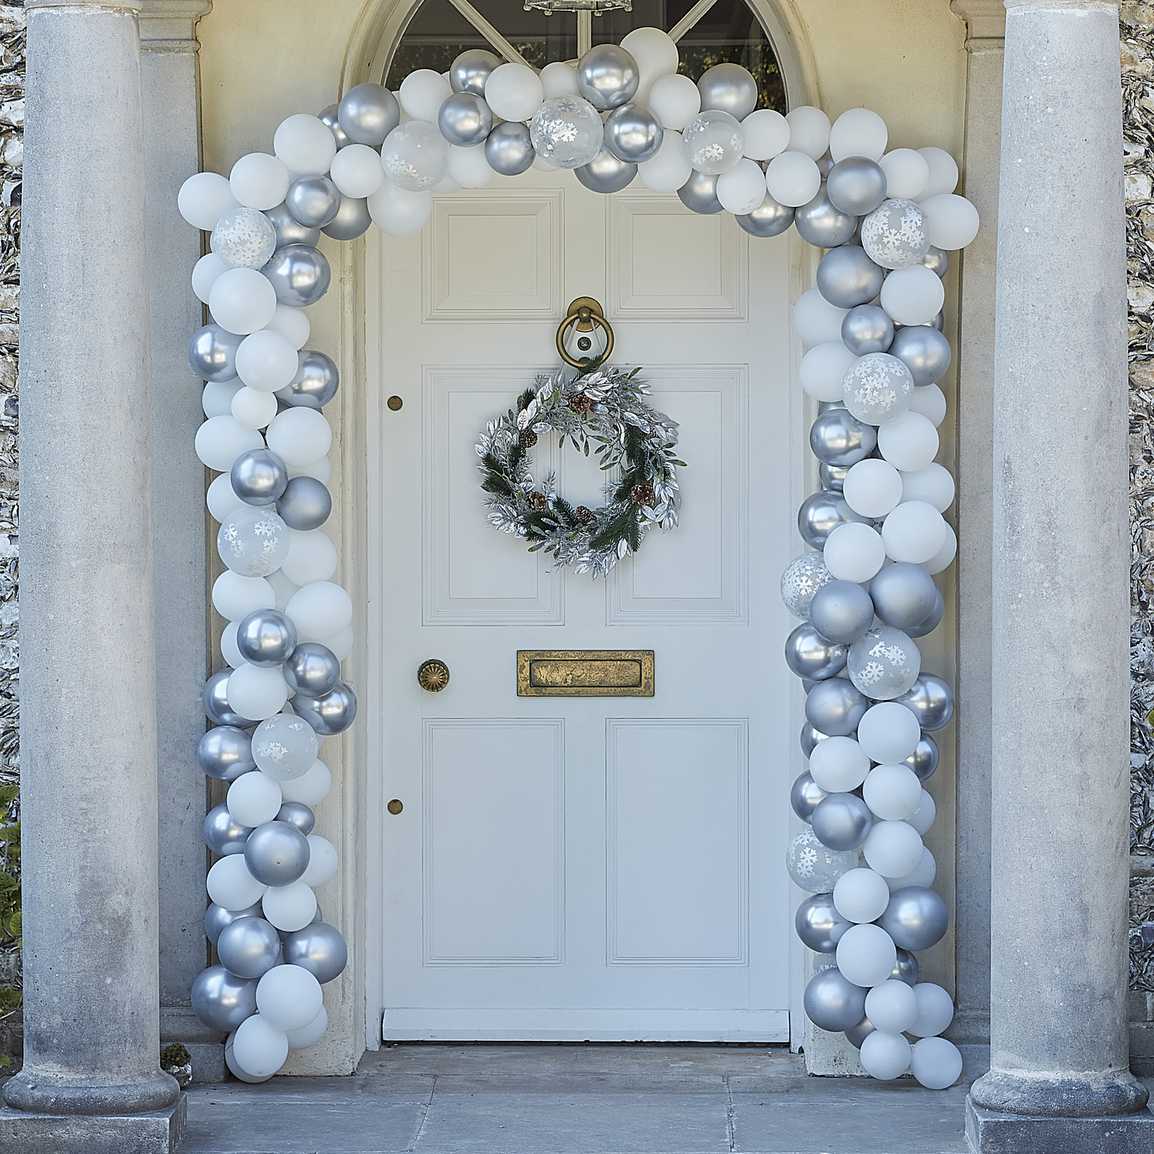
523, 0, 631, 15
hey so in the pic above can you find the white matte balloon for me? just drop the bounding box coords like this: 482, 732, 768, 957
281, 530, 338, 585
273, 114, 338, 175
765, 150, 822, 207
862, 764, 923, 820
256, 964, 324, 1032
793, 288, 848, 348
194, 415, 264, 472
227, 769, 284, 826
879, 148, 930, 200
881, 501, 947, 565
235, 330, 299, 393
835, 922, 897, 988
279, 759, 333, 807
843, 458, 903, 518
447, 143, 494, 188
860, 1030, 911, 1080
208, 267, 279, 335
399, 68, 453, 121
879, 266, 946, 326
918, 147, 959, 197
909, 382, 947, 427
267, 408, 332, 467
212, 572, 275, 621
285, 1005, 329, 1050
647, 73, 700, 131
785, 106, 830, 159
926, 520, 957, 575
231, 1014, 289, 1079
540, 61, 579, 99
262, 881, 318, 932
919, 193, 980, 250
823, 522, 886, 583
877, 411, 939, 472
901, 463, 955, 511
856, 702, 921, 764
301, 834, 338, 887
637, 131, 692, 192
192, 252, 228, 303
716, 158, 767, 216
231, 386, 277, 430
863, 820, 924, 878
911, 982, 955, 1037
221, 621, 244, 668
908, 788, 937, 836
833, 867, 890, 924
741, 108, 790, 161
800, 342, 855, 402
267, 305, 310, 350
829, 108, 888, 162
485, 63, 544, 122
207, 853, 268, 910
367, 183, 432, 234
179, 171, 238, 230
620, 27, 679, 101
911, 1037, 963, 1089
808, 735, 869, 793
890, 846, 937, 889
226, 663, 290, 722
865, 979, 918, 1033
230, 153, 291, 211
285, 580, 354, 643
330, 143, 385, 198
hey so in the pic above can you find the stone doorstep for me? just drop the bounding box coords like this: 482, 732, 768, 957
965, 1099, 1154, 1154
0, 1096, 185, 1154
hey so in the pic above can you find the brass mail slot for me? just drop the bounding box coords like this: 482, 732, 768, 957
517, 650, 655, 697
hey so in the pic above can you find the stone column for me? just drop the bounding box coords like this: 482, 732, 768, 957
0, 1, 183, 1151
967, 1, 1154, 1149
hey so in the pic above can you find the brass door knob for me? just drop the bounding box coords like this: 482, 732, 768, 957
417, 659, 450, 692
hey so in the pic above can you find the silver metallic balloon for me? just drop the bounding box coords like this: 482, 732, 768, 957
204, 669, 246, 726
816, 244, 885, 308
265, 202, 321, 249
231, 448, 289, 506
904, 734, 940, 782
276, 348, 339, 411
322, 196, 372, 241
931, 311, 945, 332
283, 921, 349, 984
276, 801, 316, 836
804, 966, 868, 1032
294, 681, 358, 736
575, 148, 636, 194
189, 323, 241, 383
795, 189, 857, 249
841, 304, 894, 355
236, 608, 298, 667
790, 770, 828, 822
847, 625, 921, 701
204, 900, 262, 947
820, 462, 849, 493
845, 1014, 876, 1048
338, 82, 401, 147
907, 588, 944, 639
737, 195, 794, 238
826, 157, 887, 216
576, 43, 639, 111
202, 803, 252, 856
191, 964, 257, 1033
244, 819, 311, 887
276, 475, 332, 531
318, 103, 350, 148
890, 325, 952, 386
781, 551, 833, 617
285, 176, 342, 229
805, 677, 869, 737
811, 792, 873, 851
284, 642, 342, 697
198, 725, 255, 782
216, 915, 284, 979
785, 622, 848, 681
677, 170, 723, 214
800, 722, 830, 758
450, 48, 501, 96
438, 91, 493, 147
795, 892, 851, 954
869, 563, 940, 632
809, 407, 878, 467
696, 62, 758, 119
797, 490, 864, 548
896, 674, 954, 731
923, 245, 950, 278
879, 885, 949, 951
485, 121, 535, 176
264, 244, 332, 308
891, 947, 921, 987
604, 103, 663, 164
809, 580, 875, 645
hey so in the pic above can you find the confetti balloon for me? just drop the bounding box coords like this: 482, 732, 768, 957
682, 109, 745, 175
780, 552, 834, 616
841, 352, 915, 426
847, 626, 922, 701
860, 198, 930, 269
786, 829, 859, 893
529, 96, 604, 169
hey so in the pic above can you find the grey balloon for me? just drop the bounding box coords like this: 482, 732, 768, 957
264, 244, 332, 308
244, 820, 311, 887
800, 722, 830, 758
230, 448, 288, 506
189, 323, 241, 383
204, 900, 262, 947
794, 892, 850, 953
322, 196, 372, 241
338, 82, 400, 147
811, 792, 873, 851
805, 677, 869, 737
897, 673, 954, 731
604, 103, 663, 164
236, 608, 298, 667
845, 1015, 876, 1048
202, 803, 252, 856
197, 725, 254, 782
283, 921, 349, 984
284, 642, 342, 697
785, 622, 848, 681
804, 967, 867, 1032
696, 62, 758, 119
276, 801, 316, 836
450, 48, 501, 96
485, 122, 535, 176
294, 681, 358, 736
892, 947, 921, 987
907, 587, 944, 638
809, 580, 875, 645
890, 324, 952, 386
923, 245, 949, 278
819, 462, 849, 492
879, 885, 950, 951
737, 195, 794, 238
191, 964, 257, 1033
277, 348, 339, 410
575, 149, 636, 194
841, 304, 894, 355
677, 170, 723, 214
285, 175, 342, 229
318, 103, 350, 148
576, 44, 639, 111
438, 92, 493, 147
809, 407, 877, 467
790, 771, 828, 822
203, 669, 245, 726
216, 915, 284, 979
869, 563, 940, 632
795, 189, 857, 249
826, 157, 887, 216
904, 733, 940, 781
264, 202, 321, 248
276, 475, 332, 531
797, 490, 864, 548
816, 244, 885, 308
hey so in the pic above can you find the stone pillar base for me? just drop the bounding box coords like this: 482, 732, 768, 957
0, 1098, 185, 1154
966, 1098, 1154, 1154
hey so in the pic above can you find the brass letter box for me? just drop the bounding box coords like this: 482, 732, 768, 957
516, 650, 655, 697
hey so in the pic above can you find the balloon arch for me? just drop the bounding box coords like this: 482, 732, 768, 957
178, 26, 978, 1088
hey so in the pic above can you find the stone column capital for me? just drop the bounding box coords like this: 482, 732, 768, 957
951, 0, 1006, 42
138, 0, 211, 49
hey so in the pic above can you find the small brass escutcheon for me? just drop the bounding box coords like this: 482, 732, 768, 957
417, 658, 450, 693
387, 395, 404, 411
517, 650, 654, 697
387, 799, 404, 815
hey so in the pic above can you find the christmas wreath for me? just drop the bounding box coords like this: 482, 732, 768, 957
476, 365, 684, 576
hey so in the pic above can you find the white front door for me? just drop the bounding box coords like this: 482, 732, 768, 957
367, 164, 797, 1041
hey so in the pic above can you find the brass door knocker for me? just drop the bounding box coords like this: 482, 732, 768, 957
555, 296, 615, 370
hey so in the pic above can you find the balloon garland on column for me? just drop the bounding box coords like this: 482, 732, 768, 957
178, 25, 977, 1084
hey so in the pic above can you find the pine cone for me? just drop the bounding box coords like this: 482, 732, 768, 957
631, 482, 655, 506
519, 429, 538, 448
575, 505, 594, 525
567, 393, 594, 414
528, 491, 548, 511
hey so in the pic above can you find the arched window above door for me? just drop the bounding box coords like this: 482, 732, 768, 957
385, 0, 786, 111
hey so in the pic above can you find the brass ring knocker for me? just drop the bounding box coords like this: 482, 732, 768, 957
555, 296, 615, 370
